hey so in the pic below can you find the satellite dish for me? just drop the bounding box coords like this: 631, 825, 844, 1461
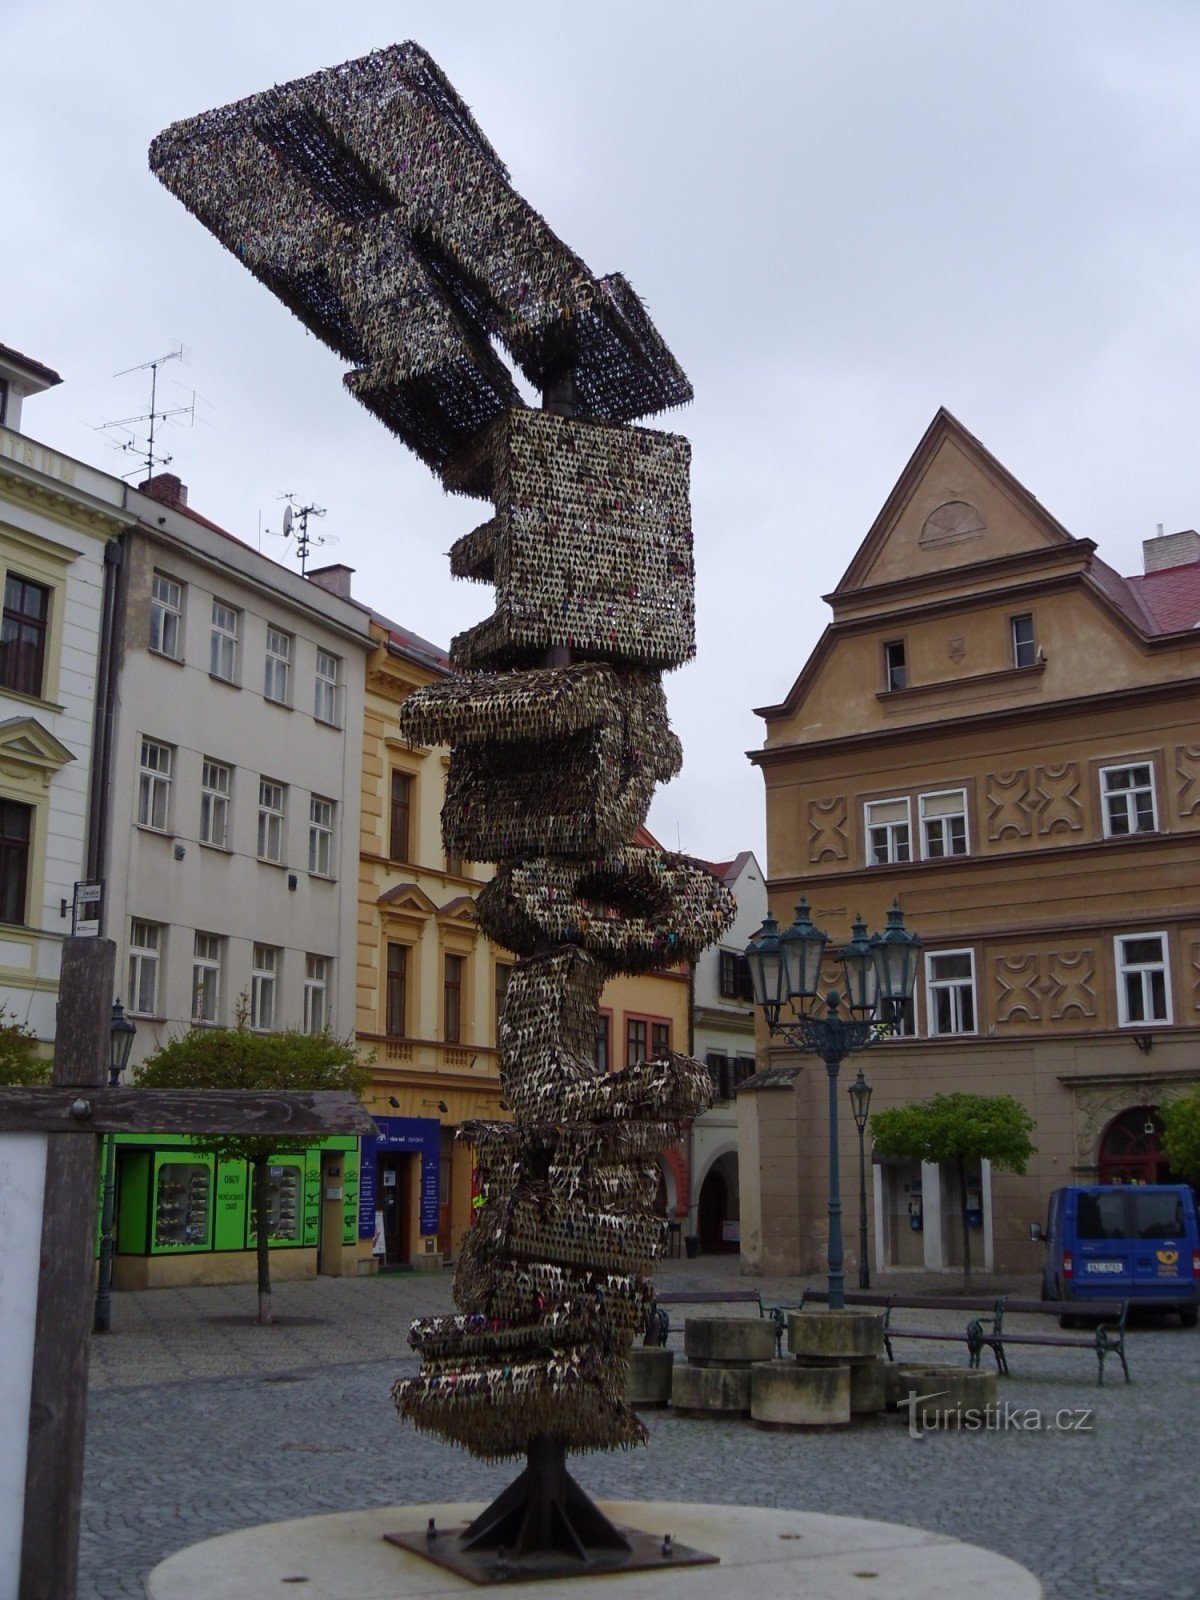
282, 504, 293, 537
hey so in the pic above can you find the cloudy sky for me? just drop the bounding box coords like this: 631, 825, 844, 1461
6, 2, 1199, 863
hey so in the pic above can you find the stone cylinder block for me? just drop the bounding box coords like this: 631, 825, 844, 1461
750, 1360, 851, 1429
684, 1317, 776, 1367
670, 1363, 752, 1416
786, 1309, 885, 1362
624, 1347, 674, 1408
889, 1365, 999, 1422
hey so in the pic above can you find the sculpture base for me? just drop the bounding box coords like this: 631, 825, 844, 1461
385, 1520, 716, 1585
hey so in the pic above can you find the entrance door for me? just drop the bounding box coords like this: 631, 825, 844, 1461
378, 1153, 410, 1266
1098, 1107, 1173, 1185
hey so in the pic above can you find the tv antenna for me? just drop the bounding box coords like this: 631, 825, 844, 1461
267, 495, 333, 575
97, 345, 195, 480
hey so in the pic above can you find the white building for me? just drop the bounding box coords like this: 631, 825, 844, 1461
690, 851, 766, 1252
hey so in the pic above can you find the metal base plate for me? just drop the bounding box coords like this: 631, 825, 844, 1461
384, 1524, 719, 1586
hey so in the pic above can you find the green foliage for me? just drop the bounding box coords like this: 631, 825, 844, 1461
871, 1092, 1036, 1173
135, 1025, 368, 1166
1161, 1091, 1200, 1185
0, 1006, 49, 1085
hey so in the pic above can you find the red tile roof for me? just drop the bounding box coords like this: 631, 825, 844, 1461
1127, 563, 1200, 633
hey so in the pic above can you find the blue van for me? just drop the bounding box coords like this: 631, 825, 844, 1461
1034, 1184, 1200, 1327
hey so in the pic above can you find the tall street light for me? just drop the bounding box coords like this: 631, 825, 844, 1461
745, 899, 920, 1310
94, 998, 137, 1333
848, 1070, 874, 1290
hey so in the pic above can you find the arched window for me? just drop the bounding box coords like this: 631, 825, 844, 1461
1098, 1106, 1171, 1185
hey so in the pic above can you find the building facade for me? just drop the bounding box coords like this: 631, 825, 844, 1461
742, 410, 1200, 1278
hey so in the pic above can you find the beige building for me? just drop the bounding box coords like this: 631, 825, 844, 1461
741, 409, 1200, 1278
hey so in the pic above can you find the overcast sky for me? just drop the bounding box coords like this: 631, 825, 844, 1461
6, 2, 1199, 864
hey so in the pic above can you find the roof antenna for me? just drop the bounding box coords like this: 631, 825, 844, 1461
97, 345, 194, 480
266, 494, 336, 575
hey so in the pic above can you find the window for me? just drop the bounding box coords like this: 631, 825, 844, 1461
257, 779, 286, 863
879, 996, 915, 1038
250, 944, 279, 1030
192, 933, 222, 1024
199, 759, 231, 849
314, 649, 340, 724
706, 1052, 731, 1101
386, 943, 408, 1036
866, 798, 911, 865
128, 920, 162, 1015
304, 954, 329, 1034
137, 738, 173, 831
718, 949, 753, 1001
920, 790, 968, 859
1101, 763, 1157, 838
594, 1012, 611, 1073
1115, 933, 1171, 1026
264, 625, 292, 704
149, 573, 183, 659
0, 575, 50, 697
389, 772, 412, 862
884, 639, 907, 692
652, 1021, 672, 1058
626, 1018, 648, 1068
926, 950, 977, 1036
210, 599, 239, 682
494, 961, 512, 1046
443, 953, 464, 1043
1011, 613, 1036, 669
0, 799, 32, 925
308, 795, 334, 876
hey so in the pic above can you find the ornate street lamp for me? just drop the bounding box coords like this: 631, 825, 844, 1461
848, 1070, 874, 1289
94, 999, 137, 1333
746, 899, 920, 1309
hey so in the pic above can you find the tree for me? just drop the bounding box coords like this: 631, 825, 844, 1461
136, 1023, 368, 1323
0, 1005, 49, 1084
1160, 1090, 1200, 1186
870, 1092, 1036, 1290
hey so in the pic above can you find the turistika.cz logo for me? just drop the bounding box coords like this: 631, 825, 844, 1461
900, 1390, 1095, 1439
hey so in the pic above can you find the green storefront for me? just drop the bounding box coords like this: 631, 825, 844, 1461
111, 1134, 361, 1288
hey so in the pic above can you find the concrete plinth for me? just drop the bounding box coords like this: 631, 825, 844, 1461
146, 1500, 1043, 1599
751, 1359, 851, 1428
671, 1362, 752, 1415
684, 1316, 775, 1366
891, 1365, 999, 1421
787, 1308, 885, 1361
846, 1356, 888, 1413
624, 1346, 674, 1407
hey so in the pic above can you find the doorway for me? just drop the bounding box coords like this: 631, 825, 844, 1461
377, 1152, 410, 1266
1098, 1106, 1173, 1185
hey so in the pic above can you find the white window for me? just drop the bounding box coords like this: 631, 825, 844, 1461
264, 626, 292, 704
926, 950, 977, 1036
149, 573, 183, 659
200, 759, 231, 849
303, 954, 329, 1034
210, 599, 239, 682
1115, 933, 1171, 1026
128, 920, 162, 1016
920, 790, 969, 859
1101, 763, 1157, 837
308, 795, 334, 877
314, 650, 340, 725
137, 738, 173, 831
251, 944, 279, 1030
1011, 613, 1036, 669
257, 779, 286, 863
192, 932, 222, 1024
865, 798, 911, 865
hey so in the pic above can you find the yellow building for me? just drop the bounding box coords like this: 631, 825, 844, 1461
743, 410, 1200, 1278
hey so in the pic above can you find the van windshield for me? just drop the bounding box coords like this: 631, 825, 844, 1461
1132, 1192, 1185, 1240
1076, 1193, 1127, 1240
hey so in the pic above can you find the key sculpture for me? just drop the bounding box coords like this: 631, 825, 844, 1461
151, 43, 734, 1581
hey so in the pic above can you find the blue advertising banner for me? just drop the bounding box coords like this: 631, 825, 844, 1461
358, 1116, 441, 1237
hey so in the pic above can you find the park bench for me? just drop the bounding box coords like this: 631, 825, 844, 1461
642, 1287, 762, 1346
965, 1297, 1130, 1386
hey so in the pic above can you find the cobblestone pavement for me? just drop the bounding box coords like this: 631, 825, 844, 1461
80, 1256, 1200, 1598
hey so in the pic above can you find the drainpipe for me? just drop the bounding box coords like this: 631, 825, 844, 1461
85, 538, 125, 918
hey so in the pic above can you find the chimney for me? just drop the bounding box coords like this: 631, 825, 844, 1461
1142, 528, 1200, 574
306, 563, 355, 600
138, 473, 188, 508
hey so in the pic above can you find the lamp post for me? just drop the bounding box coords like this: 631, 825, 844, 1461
745, 899, 919, 1310
848, 1070, 873, 1290
93, 998, 137, 1333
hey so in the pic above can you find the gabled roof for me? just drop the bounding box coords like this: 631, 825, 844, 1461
370, 609, 451, 674
0, 716, 74, 772
1127, 562, 1200, 633
0, 343, 62, 390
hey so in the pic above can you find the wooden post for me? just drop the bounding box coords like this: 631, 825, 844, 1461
20, 938, 114, 1600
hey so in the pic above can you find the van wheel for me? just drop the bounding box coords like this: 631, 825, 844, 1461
1179, 1307, 1198, 1329
1059, 1313, 1080, 1330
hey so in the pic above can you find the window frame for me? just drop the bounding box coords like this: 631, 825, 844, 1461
385, 942, 409, 1037
128, 919, 163, 1017
883, 638, 907, 692
314, 649, 340, 726
1114, 931, 1172, 1027
389, 770, 413, 862
925, 948, 978, 1037
149, 572, 183, 661
0, 573, 51, 699
257, 778, 286, 864
443, 951, 465, 1044
137, 737, 173, 832
594, 1009, 612, 1073
263, 625, 293, 705
308, 794, 335, 878
718, 948, 753, 1001
303, 954, 329, 1034
919, 788, 969, 860
1011, 612, 1036, 669
0, 798, 33, 926
199, 758, 231, 850
865, 796, 912, 866
209, 598, 240, 683
1100, 761, 1158, 839
192, 931, 222, 1025
250, 944, 279, 1031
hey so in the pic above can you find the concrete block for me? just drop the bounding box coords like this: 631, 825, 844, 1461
889, 1365, 999, 1422
786, 1308, 885, 1361
684, 1317, 775, 1367
671, 1362, 752, 1415
624, 1347, 674, 1407
750, 1360, 851, 1428
846, 1356, 887, 1413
